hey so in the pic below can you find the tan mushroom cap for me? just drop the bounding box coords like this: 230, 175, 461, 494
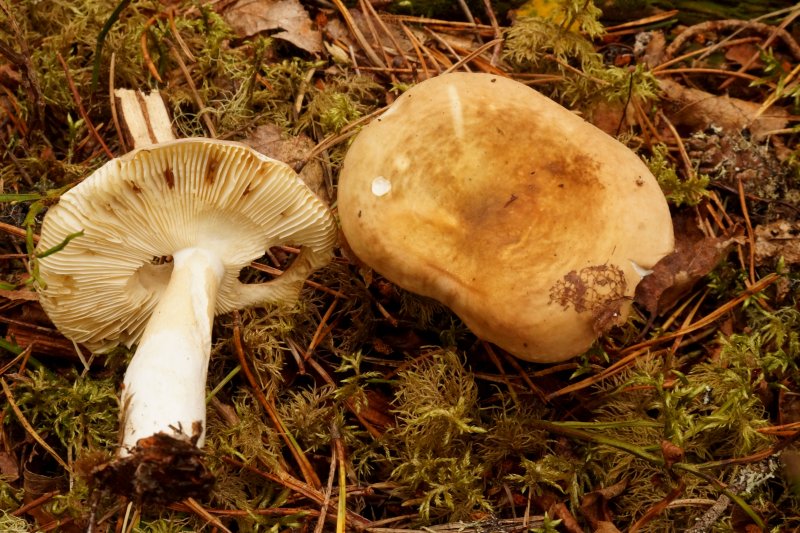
338, 73, 674, 362
38, 138, 337, 352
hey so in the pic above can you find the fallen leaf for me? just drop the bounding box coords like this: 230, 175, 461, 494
0, 452, 19, 481
0, 288, 39, 301
595, 522, 623, 533
548, 501, 583, 533
580, 479, 627, 528
594, 522, 619, 533
635, 212, 740, 316
755, 221, 800, 265
240, 123, 328, 202
223, 0, 322, 54
724, 42, 762, 67
659, 78, 789, 140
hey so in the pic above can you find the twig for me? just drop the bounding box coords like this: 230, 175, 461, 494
362, 0, 413, 72
664, 19, 800, 61
718, 8, 800, 90
222, 456, 371, 530
313, 447, 338, 533
249, 261, 346, 298
425, 28, 471, 72
400, 22, 431, 79
443, 38, 503, 74
359, 0, 394, 81
56, 53, 114, 159
11, 490, 59, 517
305, 298, 339, 360
183, 498, 232, 533
108, 53, 128, 153
166, 39, 217, 137
0, 221, 37, 243
736, 177, 756, 285
480, 0, 503, 65
331, 0, 385, 68
231, 312, 322, 489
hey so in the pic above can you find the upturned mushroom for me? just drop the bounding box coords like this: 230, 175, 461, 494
36, 138, 336, 489
338, 72, 674, 362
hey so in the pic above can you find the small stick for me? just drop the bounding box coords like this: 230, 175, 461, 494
737, 177, 756, 285
140, 16, 164, 83
231, 313, 322, 489
167, 39, 217, 138
304, 298, 340, 360
312, 447, 338, 533
183, 497, 232, 533
0, 221, 37, 242
548, 274, 780, 399
331, 0, 385, 68
443, 38, 503, 74
425, 27, 471, 72
11, 490, 59, 517
362, 2, 413, 72
481, 0, 503, 65
359, 0, 393, 79
108, 53, 128, 153
56, 53, 114, 159
400, 22, 431, 79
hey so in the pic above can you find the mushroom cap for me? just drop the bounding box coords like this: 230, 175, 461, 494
338, 73, 674, 362
37, 138, 337, 352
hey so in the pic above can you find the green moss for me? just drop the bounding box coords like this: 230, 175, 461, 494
503, 1, 657, 109
7, 369, 119, 459
647, 143, 711, 206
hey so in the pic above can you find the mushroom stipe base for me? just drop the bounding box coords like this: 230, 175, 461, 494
91, 432, 214, 504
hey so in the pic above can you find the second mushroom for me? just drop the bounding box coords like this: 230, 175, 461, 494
338, 73, 674, 362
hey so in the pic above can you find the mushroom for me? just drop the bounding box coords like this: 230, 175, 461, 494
36, 138, 336, 477
338, 72, 674, 362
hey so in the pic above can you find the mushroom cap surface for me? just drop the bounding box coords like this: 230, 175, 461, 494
38, 138, 337, 352
338, 73, 674, 362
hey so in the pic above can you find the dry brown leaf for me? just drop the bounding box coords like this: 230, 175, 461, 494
595, 523, 623, 533
659, 78, 789, 140
0, 288, 38, 301
223, 0, 322, 54
635, 213, 739, 316
724, 42, 763, 67
755, 221, 800, 265
580, 479, 627, 529
240, 123, 328, 202
0, 452, 19, 481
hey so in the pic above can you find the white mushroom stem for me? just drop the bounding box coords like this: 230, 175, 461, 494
119, 247, 224, 455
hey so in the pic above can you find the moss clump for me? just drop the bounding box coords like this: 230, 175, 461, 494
382, 350, 490, 521
582, 307, 800, 529
647, 143, 711, 206
7, 369, 119, 461
503, 0, 657, 108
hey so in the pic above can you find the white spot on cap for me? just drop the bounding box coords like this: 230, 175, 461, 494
372, 176, 392, 197
447, 85, 464, 141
